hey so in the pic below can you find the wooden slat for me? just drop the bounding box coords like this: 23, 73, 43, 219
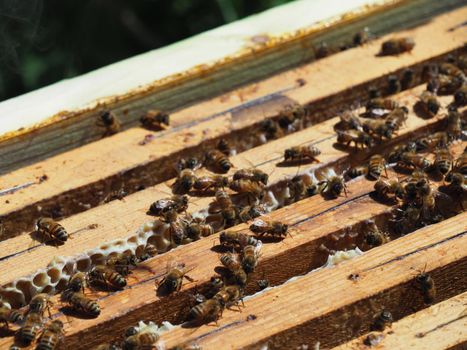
333, 292, 467, 350
1, 8, 466, 237
0, 85, 456, 288
0, 1, 463, 174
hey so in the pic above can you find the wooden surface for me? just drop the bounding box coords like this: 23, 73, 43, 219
0, 0, 463, 174
333, 292, 467, 350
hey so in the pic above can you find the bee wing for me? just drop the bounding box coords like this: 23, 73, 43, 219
252, 218, 269, 228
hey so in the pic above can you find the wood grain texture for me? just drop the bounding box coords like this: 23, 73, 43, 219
1, 7, 466, 236
333, 292, 467, 350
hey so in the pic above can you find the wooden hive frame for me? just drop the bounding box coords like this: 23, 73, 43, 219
0, 3, 466, 350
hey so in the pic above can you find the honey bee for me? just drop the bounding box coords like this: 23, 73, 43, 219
415, 269, 436, 304
415, 131, 449, 151
427, 74, 463, 95
453, 84, 466, 107
213, 285, 244, 309
0, 306, 24, 328
388, 142, 417, 163
367, 154, 387, 180
211, 190, 237, 228
371, 310, 393, 331
433, 148, 452, 175
17, 311, 43, 344
97, 111, 121, 136
139, 243, 158, 261
368, 86, 381, 99
241, 244, 260, 273
362, 119, 394, 140
415, 91, 440, 118
29, 293, 52, 316
380, 37, 415, 55
439, 62, 466, 80
193, 175, 229, 192
336, 130, 373, 149
186, 222, 215, 241
249, 218, 288, 238
421, 63, 439, 82
445, 172, 466, 197
345, 165, 368, 179
122, 324, 160, 350
365, 98, 399, 116
219, 231, 258, 249
233, 168, 269, 185
107, 253, 138, 276
353, 27, 370, 46
203, 276, 225, 299
67, 272, 87, 293
161, 209, 187, 246
284, 145, 321, 163
287, 175, 311, 202
452, 148, 467, 175
35, 218, 68, 244
319, 174, 348, 197
61, 290, 101, 317
385, 106, 409, 131
446, 109, 462, 140
204, 150, 232, 173
315, 41, 333, 59
386, 75, 401, 94
220, 253, 248, 286
374, 178, 405, 200
398, 152, 431, 170
277, 103, 306, 130
172, 169, 197, 194
260, 119, 285, 140
157, 263, 194, 294
338, 110, 363, 131
36, 320, 64, 350
229, 179, 265, 202
401, 68, 415, 89
217, 139, 233, 156
140, 109, 170, 131
362, 219, 389, 247
88, 265, 127, 289
176, 157, 201, 172
147, 195, 189, 216
391, 205, 421, 234
188, 298, 224, 325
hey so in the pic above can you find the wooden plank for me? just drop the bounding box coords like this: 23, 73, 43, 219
0, 1, 463, 174
0, 85, 457, 288
0, 8, 465, 237
332, 292, 467, 350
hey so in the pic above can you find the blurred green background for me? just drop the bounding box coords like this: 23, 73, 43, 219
0, 0, 294, 102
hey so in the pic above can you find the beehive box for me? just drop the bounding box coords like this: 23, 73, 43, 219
0, 0, 466, 349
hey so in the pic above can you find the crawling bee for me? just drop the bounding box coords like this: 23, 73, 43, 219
203, 276, 225, 299
372, 310, 393, 331
401, 68, 415, 89
176, 157, 201, 172
97, 111, 121, 137
241, 244, 261, 273
353, 27, 370, 46
415, 91, 440, 118
428, 74, 463, 95
386, 75, 401, 94
385, 106, 409, 132
260, 119, 285, 140
287, 174, 319, 202
17, 311, 43, 345
220, 253, 248, 286
219, 230, 259, 249
67, 272, 87, 293
388, 141, 417, 163
157, 263, 194, 294
336, 130, 373, 149
213, 285, 244, 309
433, 148, 452, 175
346, 165, 368, 179
193, 175, 229, 192
140, 109, 170, 131
366, 98, 398, 115
380, 37, 415, 55
415, 269, 436, 304
319, 172, 348, 197
217, 139, 234, 156
338, 110, 363, 131
439, 62, 466, 80
284, 145, 321, 163
29, 293, 52, 316
186, 222, 214, 241
452, 84, 467, 107
367, 154, 387, 180
421, 63, 439, 82
0, 306, 23, 328
446, 110, 462, 140
233, 168, 269, 185
278, 103, 306, 130
61, 290, 101, 317
188, 298, 224, 325
36, 320, 64, 350
362, 219, 389, 247
211, 190, 237, 228
229, 179, 265, 202
398, 152, 431, 170
249, 218, 288, 238
445, 171, 467, 197
35, 218, 68, 244
147, 195, 189, 216
122, 323, 160, 350
362, 119, 394, 140
107, 253, 138, 276
88, 265, 127, 289
391, 205, 422, 234
139, 243, 158, 261
374, 178, 405, 200
204, 149, 232, 173
161, 209, 187, 246
172, 169, 197, 194
415, 131, 449, 151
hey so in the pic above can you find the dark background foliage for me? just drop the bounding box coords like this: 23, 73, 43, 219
0, 0, 293, 102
